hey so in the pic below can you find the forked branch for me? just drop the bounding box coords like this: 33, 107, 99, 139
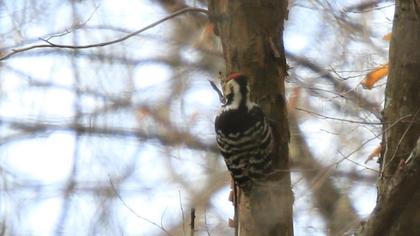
0, 7, 208, 61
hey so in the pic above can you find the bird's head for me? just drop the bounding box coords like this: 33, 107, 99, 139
223, 72, 253, 110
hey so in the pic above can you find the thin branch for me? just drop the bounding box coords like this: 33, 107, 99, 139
289, 112, 360, 233
108, 177, 174, 236
343, 0, 394, 13
360, 138, 420, 236
384, 108, 420, 171
44, 5, 100, 41
179, 190, 186, 236
166, 171, 227, 235
287, 52, 383, 119
190, 208, 196, 236
335, 114, 413, 172
0, 7, 208, 61
0, 117, 218, 153
338, 151, 378, 173
204, 208, 211, 236
295, 107, 383, 125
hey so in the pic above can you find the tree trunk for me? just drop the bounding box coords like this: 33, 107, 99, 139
360, 1, 420, 235
208, 1, 293, 235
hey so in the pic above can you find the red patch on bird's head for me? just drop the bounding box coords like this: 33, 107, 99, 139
227, 72, 243, 81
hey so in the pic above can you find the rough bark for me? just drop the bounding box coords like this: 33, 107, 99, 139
360, 140, 420, 236
208, 1, 293, 235
360, 0, 420, 235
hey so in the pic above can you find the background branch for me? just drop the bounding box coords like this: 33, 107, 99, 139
0, 7, 208, 61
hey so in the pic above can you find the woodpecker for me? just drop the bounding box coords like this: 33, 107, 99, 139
215, 73, 274, 191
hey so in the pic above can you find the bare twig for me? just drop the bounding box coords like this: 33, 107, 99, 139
335, 114, 413, 172
289, 112, 360, 233
287, 52, 383, 119
295, 107, 383, 125
190, 208, 196, 236
0, 117, 218, 153
179, 190, 186, 236
337, 151, 378, 172
384, 108, 420, 171
204, 208, 211, 236
44, 5, 100, 41
108, 177, 173, 236
343, 0, 394, 13
0, 7, 208, 61
360, 138, 420, 235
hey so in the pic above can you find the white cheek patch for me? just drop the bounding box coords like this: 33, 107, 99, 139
223, 82, 242, 111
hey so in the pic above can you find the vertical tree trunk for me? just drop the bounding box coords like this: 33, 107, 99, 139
208, 1, 293, 235
379, 0, 420, 234
361, 1, 420, 235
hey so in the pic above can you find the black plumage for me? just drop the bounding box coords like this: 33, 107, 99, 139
215, 73, 273, 190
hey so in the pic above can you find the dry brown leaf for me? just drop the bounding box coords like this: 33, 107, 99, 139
362, 64, 389, 89
383, 33, 392, 41
194, 23, 215, 49
364, 145, 382, 164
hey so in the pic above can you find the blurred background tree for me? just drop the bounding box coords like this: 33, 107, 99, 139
1, 0, 411, 235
